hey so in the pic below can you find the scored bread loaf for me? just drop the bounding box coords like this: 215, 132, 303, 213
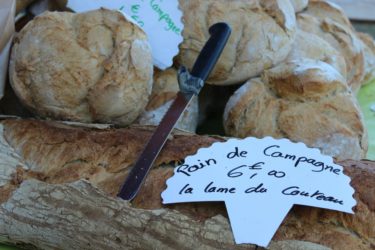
9, 9, 153, 126
297, 2, 365, 92
289, 0, 308, 13
223, 59, 367, 161
0, 119, 373, 249
286, 29, 347, 79
178, 0, 296, 85
357, 32, 375, 83
137, 68, 199, 132
304, 0, 354, 29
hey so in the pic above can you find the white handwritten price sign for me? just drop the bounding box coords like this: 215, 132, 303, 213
67, 0, 183, 69
161, 137, 356, 247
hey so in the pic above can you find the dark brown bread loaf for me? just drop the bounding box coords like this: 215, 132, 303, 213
0, 119, 373, 249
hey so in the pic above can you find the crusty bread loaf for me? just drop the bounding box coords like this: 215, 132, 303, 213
357, 32, 375, 83
224, 59, 367, 160
9, 9, 153, 126
289, 0, 308, 12
178, 0, 296, 85
304, 0, 353, 29
297, 3, 365, 92
0, 119, 373, 249
137, 68, 199, 132
286, 29, 347, 79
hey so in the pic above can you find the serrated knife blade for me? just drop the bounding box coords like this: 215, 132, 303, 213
117, 22, 231, 200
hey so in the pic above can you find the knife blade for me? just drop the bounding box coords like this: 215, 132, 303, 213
117, 22, 231, 200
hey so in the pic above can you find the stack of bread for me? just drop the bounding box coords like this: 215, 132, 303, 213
9, 0, 373, 160
1, 0, 375, 249
177, 0, 373, 161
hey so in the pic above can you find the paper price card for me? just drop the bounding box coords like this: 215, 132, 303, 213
161, 137, 356, 247
67, 0, 183, 69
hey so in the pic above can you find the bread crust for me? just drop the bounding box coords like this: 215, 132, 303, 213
0, 119, 373, 249
224, 59, 367, 160
289, 0, 308, 13
297, 2, 365, 92
9, 9, 153, 125
178, 0, 296, 85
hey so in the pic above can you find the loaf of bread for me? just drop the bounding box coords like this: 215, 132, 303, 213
289, 0, 308, 12
286, 29, 347, 79
223, 59, 367, 160
9, 9, 153, 126
297, 2, 365, 92
304, 0, 354, 29
137, 68, 199, 132
0, 119, 373, 249
357, 32, 375, 84
178, 0, 297, 85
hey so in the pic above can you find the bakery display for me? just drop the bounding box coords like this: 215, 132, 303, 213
223, 59, 367, 160
178, 0, 297, 85
9, 9, 153, 126
137, 68, 199, 132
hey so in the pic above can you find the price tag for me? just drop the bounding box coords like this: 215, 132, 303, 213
162, 137, 356, 247
67, 0, 183, 69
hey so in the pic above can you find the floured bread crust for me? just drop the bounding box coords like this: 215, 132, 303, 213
304, 0, 353, 29
224, 59, 367, 160
286, 29, 347, 79
357, 32, 375, 83
178, 0, 296, 85
9, 9, 153, 126
289, 0, 308, 12
0, 119, 373, 249
297, 2, 365, 92
137, 68, 199, 132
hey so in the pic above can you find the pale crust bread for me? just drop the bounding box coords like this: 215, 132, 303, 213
304, 0, 353, 29
357, 32, 375, 83
178, 0, 296, 85
286, 29, 347, 79
223, 59, 367, 160
9, 9, 153, 126
0, 119, 373, 249
297, 2, 365, 92
137, 68, 199, 132
289, 0, 308, 12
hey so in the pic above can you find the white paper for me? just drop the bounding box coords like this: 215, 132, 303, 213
0, 0, 15, 100
67, 0, 183, 70
161, 137, 356, 247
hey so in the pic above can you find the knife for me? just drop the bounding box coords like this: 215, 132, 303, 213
117, 22, 231, 200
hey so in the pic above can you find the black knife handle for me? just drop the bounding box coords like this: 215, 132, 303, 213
117, 23, 231, 201
190, 23, 231, 81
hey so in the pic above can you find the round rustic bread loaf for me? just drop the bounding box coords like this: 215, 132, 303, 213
178, 0, 296, 85
9, 9, 153, 126
137, 68, 199, 132
289, 0, 308, 12
304, 0, 354, 29
286, 29, 347, 79
223, 59, 367, 160
297, 3, 365, 92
